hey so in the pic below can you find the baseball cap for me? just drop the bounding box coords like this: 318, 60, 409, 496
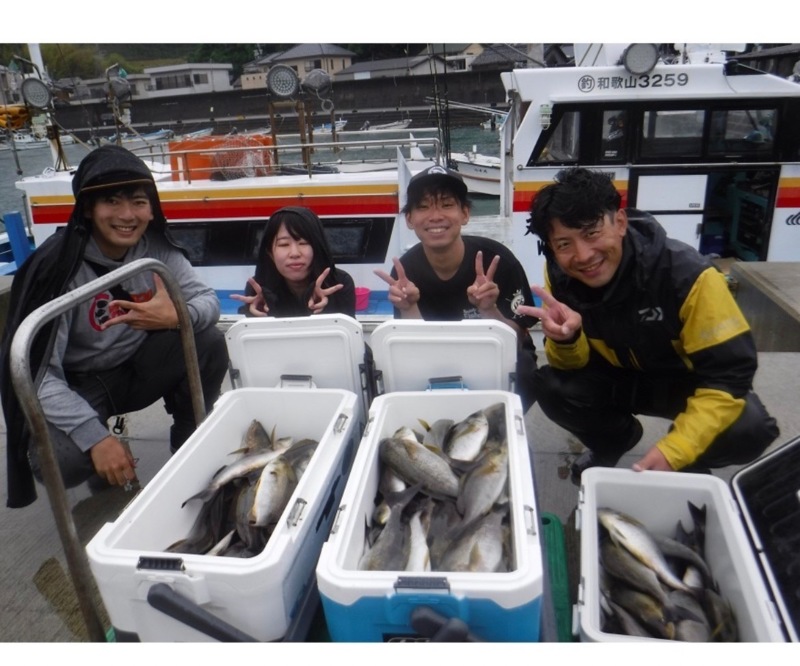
406, 164, 468, 201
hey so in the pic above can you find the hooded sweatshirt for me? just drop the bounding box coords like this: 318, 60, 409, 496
0, 145, 219, 507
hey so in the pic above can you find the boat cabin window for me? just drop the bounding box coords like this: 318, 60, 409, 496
640, 109, 704, 159
535, 111, 579, 164
708, 108, 776, 158
167, 217, 396, 267
601, 110, 627, 162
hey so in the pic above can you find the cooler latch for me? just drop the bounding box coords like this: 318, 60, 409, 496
137, 556, 185, 572
394, 576, 450, 593
278, 374, 316, 389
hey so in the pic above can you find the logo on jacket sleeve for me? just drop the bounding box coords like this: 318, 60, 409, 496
638, 306, 663, 322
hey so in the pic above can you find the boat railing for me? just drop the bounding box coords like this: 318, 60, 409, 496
130, 134, 442, 184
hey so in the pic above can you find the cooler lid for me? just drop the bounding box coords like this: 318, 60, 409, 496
225, 314, 366, 396
730, 434, 800, 642
370, 319, 518, 393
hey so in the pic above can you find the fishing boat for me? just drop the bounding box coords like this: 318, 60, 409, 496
359, 119, 412, 131
313, 118, 347, 134
13, 124, 441, 322
499, 43, 800, 285
449, 148, 501, 197
0, 129, 76, 151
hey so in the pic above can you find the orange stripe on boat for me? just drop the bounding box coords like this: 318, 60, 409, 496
512, 180, 629, 212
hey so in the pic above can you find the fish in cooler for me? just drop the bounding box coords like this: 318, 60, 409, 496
359, 402, 514, 573
597, 504, 740, 642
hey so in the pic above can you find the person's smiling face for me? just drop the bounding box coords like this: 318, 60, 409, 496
87, 187, 153, 260
405, 191, 470, 249
270, 222, 314, 290
548, 209, 628, 288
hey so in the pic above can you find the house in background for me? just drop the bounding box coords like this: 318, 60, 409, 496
142, 63, 233, 97
241, 44, 356, 90
417, 44, 484, 71
335, 53, 447, 81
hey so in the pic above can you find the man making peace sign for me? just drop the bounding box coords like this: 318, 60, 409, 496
375, 165, 540, 411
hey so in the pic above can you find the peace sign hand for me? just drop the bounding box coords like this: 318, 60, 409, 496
307, 267, 344, 314
230, 277, 270, 316
466, 251, 501, 313
516, 285, 582, 341
374, 258, 420, 312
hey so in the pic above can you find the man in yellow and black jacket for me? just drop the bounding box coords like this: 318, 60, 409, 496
518, 167, 779, 485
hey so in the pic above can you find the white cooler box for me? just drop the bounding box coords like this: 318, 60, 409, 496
576, 437, 800, 643
86, 315, 369, 642
315, 320, 544, 641
224, 314, 372, 429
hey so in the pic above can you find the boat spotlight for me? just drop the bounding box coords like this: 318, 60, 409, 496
21, 77, 52, 109
267, 65, 301, 99
621, 43, 660, 76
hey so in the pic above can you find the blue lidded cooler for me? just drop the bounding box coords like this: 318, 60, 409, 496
315, 320, 544, 641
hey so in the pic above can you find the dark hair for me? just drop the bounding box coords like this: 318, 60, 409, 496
402, 177, 472, 215
254, 206, 337, 292
526, 167, 621, 243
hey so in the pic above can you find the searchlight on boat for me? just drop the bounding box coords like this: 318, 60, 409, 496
620, 43, 660, 76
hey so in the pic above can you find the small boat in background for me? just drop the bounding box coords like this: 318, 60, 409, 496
314, 118, 347, 134
1, 129, 76, 151
450, 147, 501, 197
359, 119, 412, 132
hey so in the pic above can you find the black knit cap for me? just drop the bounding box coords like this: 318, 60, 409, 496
71, 144, 156, 198
70, 144, 166, 230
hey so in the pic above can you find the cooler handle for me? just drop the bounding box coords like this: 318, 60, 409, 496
427, 376, 467, 390
410, 606, 482, 642
146, 582, 257, 642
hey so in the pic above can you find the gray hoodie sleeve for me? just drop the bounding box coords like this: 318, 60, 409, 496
37, 311, 110, 453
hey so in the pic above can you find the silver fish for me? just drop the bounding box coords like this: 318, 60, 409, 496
600, 537, 672, 609
611, 586, 676, 640
482, 402, 507, 443
439, 505, 508, 573
654, 534, 712, 582
444, 410, 489, 462
704, 587, 739, 642
456, 443, 508, 531
606, 599, 654, 638
181, 448, 287, 506
419, 417, 455, 451
406, 497, 434, 572
379, 427, 460, 498
359, 484, 420, 571
230, 419, 274, 456
249, 455, 297, 528
598, 508, 692, 594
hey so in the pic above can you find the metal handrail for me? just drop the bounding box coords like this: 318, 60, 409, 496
9, 258, 206, 642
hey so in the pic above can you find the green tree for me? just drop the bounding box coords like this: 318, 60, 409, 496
188, 44, 257, 80
41, 44, 102, 80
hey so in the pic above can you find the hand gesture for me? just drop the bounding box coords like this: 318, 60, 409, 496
230, 277, 269, 317
466, 251, 501, 314
307, 267, 344, 314
374, 258, 420, 313
516, 285, 582, 342
102, 273, 179, 331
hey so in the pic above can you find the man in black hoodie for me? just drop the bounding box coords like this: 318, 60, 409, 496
518, 167, 779, 485
0, 145, 228, 508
